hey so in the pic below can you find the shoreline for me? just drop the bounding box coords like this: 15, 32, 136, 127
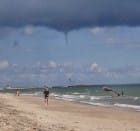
1, 92, 140, 113
52, 97, 140, 113
2, 92, 140, 112
21, 93, 140, 112
0, 93, 140, 131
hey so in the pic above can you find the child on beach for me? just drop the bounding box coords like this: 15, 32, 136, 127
44, 87, 49, 105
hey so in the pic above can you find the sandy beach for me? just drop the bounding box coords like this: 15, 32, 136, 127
0, 94, 140, 131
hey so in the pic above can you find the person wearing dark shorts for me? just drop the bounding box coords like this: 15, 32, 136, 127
44, 87, 49, 105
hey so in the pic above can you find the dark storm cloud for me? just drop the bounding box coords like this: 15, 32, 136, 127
0, 0, 140, 32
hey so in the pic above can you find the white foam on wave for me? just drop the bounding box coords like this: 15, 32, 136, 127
22, 93, 34, 96
52, 94, 79, 101
114, 103, 140, 110
79, 95, 86, 98
72, 92, 81, 95
62, 94, 77, 99
22, 91, 42, 96
90, 95, 113, 101
61, 98, 74, 101
134, 97, 139, 100
80, 101, 110, 107
125, 96, 140, 100
50, 93, 60, 97
90, 96, 101, 100
54, 96, 74, 102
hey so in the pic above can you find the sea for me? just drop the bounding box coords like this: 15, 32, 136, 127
0, 84, 140, 111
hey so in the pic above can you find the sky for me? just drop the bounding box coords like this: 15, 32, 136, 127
0, 0, 140, 87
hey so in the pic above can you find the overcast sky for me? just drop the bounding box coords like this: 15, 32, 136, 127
0, 0, 140, 87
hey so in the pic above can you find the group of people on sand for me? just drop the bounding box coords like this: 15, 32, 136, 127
15, 86, 50, 105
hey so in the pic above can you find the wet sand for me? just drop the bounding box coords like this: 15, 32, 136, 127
0, 94, 140, 131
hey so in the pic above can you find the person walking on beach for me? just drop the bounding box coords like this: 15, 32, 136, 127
44, 87, 49, 105
16, 89, 20, 96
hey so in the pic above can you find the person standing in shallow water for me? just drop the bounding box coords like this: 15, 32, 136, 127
44, 87, 49, 105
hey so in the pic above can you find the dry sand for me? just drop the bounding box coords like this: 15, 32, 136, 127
0, 94, 140, 131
